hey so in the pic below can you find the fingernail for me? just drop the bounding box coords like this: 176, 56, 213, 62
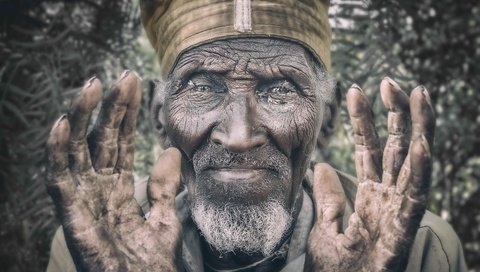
119, 70, 130, 81
85, 76, 96, 89
131, 70, 143, 81
420, 134, 431, 157
54, 114, 67, 128
421, 87, 431, 104
383, 76, 400, 90
350, 83, 362, 92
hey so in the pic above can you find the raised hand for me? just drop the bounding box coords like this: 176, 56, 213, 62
305, 78, 435, 271
46, 71, 182, 271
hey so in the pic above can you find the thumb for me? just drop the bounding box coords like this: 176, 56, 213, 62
147, 147, 182, 229
312, 163, 346, 235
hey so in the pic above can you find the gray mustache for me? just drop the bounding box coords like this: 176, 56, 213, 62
192, 142, 289, 174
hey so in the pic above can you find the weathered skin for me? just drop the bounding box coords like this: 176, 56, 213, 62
154, 39, 330, 268
304, 81, 435, 271
46, 38, 435, 271
46, 72, 182, 271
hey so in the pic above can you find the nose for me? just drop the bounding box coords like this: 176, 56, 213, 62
211, 96, 267, 153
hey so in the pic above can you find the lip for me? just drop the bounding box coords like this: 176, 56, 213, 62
205, 168, 269, 182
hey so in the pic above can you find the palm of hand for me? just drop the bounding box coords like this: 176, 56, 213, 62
63, 170, 179, 271
305, 78, 434, 272
46, 72, 182, 272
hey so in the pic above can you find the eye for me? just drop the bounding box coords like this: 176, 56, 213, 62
270, 86, 290, 94
257, 80, 299, 105
185, 76, 226, 94
172, 73, 226, 113
188, 80, 213, 93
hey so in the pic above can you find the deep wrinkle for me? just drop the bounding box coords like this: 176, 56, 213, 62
163, 37, 328, 211
157, 38, 334, 269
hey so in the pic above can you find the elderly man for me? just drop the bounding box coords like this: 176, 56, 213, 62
46, 0, 467, 271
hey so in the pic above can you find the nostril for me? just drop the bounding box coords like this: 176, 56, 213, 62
210, 130, 224, 146
212, 137, 222, 145
210, 123, 267, 153
251, 134, 267, 149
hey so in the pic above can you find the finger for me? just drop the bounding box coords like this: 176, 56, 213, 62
114, 72, 142, 172
408, 135, 432, 197
396, 135, 431, 197
67, 77, 103, 173
395, 136, 431, 232
312, 163, 346, 235
346, 85, 382, 182
147, 147, 182, 229
46, 115, 75, 208
380, 77, 410, 186
410, 86, 435, 149
87, 70, 138, 172
396, 86, 434, 194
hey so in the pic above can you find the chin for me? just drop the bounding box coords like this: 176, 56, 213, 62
189, 168, 295, 256
191, 193, 293, 256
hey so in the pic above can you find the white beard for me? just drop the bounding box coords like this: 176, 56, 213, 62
191, 199, 293, 256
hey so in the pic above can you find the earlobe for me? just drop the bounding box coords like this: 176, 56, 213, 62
317, 82, 341, 149
149, 79, 169, 149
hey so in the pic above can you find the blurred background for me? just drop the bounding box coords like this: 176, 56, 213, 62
0, 0, 478, 271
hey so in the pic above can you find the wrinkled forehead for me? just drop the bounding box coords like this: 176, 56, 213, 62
170, 38, 316, 80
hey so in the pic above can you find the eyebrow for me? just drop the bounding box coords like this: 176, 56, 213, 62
172, 53, 314, 89
246, 61, 313, 88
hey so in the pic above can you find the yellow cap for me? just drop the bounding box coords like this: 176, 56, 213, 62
140, 0, 331, 79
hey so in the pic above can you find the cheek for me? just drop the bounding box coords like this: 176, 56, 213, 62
164, 95, 220, 158
259, 100, 323, 204
260, 100, 322, 157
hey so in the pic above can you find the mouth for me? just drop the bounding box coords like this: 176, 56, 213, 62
200, 167, 279, 204
205, 168, 270, 182
196, 165, 287, 204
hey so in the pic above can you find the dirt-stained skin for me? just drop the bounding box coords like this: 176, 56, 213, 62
46, 38, 435, 271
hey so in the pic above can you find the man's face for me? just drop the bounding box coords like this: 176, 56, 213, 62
161, 38, 327, 254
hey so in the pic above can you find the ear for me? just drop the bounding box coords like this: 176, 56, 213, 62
149, 79, 170, 149
317, 82, 341, 149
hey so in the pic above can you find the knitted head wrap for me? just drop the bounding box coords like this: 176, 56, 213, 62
140, 0, 331, 79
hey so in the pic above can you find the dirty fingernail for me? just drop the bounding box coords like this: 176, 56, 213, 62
119, 70, 130, 81
54, 114, 67, 128
421, 87, 431, 104
383, 76, 393, 84
420, 134, 431, 157
413, 85, 430, 104
383, 76, 401, 90
131, 70, 143, 81
84, 76, 97, 89
350, 83, 362, 91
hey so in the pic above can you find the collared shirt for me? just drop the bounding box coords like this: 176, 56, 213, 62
47, 170, 467, 271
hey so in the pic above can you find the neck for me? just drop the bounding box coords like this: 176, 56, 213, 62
201, 192, 303, 271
